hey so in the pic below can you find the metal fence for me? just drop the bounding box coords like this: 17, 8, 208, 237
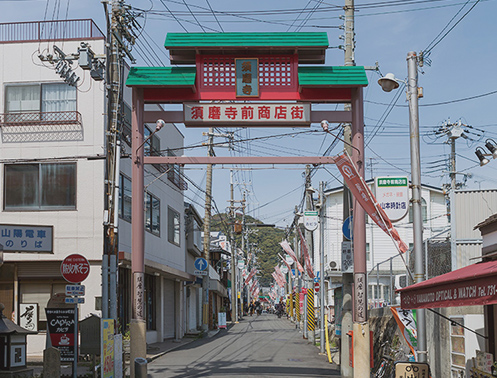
368, 233, 452, 309
0, 19, 104, 43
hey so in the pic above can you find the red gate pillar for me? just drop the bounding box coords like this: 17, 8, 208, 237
131, 87, 147, 376
351, 86, 370, 376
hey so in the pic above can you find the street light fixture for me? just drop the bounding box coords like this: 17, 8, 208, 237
378, 73, 401, 92
475, 147, 491, 166
485, 139, 497, 159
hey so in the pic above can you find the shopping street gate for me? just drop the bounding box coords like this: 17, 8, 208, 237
125, 31, 369, 368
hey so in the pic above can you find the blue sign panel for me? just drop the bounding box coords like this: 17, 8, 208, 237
194, 257, 208, 271
342, 216, 353, 241
0, 224, 53, 252
235, 58, 259, 97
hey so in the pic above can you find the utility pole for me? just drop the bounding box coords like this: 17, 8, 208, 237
319, 181, 326, 354
341, 0, 355, 375
304, 167, 315, 343
202, 127, 215, 331
240, 192, 246, 318
407, 51, 427, 363
230, 170, 238, 323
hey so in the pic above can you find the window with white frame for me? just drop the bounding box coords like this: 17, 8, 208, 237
5, 83, 76, 114
145, 192, 160, 235
4, 163, 76, 210
168, 207, 181, 246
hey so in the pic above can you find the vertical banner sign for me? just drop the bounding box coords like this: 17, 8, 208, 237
354, 273, 367, 322
235, 58, 259, 97
390, 306, 418, 360
45, 308, 76, 361
133, 273, 145, 320
280, 240, 304, 274
375, 176, 409, 222
298, 228, 315, 278
102, 319, 115, 378
336, 154, 408, 253
274, 265, 287, 284
341, 241, 353, 273
19, 304, 38, 331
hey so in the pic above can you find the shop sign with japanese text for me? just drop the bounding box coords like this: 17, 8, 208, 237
235, 58, 259, 97
0, 224, 53, 252
45, 308, 76, 362
375, 176, 409, 222
184, 103, 311, 127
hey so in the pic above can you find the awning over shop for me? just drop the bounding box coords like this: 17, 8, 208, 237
398, 260, 497, 309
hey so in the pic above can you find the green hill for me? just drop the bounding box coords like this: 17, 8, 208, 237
211, 213, 290, 286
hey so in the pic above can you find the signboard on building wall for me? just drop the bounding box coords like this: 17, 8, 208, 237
19, 304, 38, 332
0, 224, 53, 252
184, 103, 311, 127
235, 58, 259, 97
375, 177, 409, 222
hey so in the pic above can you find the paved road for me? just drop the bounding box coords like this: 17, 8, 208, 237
148, 314, 340, 377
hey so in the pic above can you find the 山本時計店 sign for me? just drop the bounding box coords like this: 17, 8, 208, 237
184, 103, 311, 127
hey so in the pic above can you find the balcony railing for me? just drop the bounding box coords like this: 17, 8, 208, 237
0, 111, 83, 143
0, 111, 82, 126
0, 19, 105, 44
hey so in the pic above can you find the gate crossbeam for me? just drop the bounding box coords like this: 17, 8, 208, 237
143, 156, 336, 165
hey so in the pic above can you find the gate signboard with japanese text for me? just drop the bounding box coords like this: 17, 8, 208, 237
184, 103, 310, 127
235, 58, 259, 97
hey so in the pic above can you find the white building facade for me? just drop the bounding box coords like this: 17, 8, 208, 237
0, 19, 192, 356
316, 180, 449, 308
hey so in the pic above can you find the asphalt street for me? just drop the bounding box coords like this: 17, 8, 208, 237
148, 314, 340, 377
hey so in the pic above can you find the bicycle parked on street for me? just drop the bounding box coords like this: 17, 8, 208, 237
372, 342, 411, 378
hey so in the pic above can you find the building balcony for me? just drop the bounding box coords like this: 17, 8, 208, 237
0, 111, 83, 143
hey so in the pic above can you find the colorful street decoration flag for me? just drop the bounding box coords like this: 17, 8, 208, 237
244, 268, 257, 286
336, 153, 408, 253
298, 227, 315, 279
390, 306, 418, 360
280, 240, 305, 273
274, 265, 287, 284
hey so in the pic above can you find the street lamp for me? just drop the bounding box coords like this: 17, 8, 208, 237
378, 51, 427, 363
475, 147, 491, 166
377, 73, 400, 92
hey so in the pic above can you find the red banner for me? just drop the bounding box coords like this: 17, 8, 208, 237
274, 265, 287, 284
272, 272, 284, 288
244, 268, 257, 286
298, 228, 315, 278
280, 240, 305, 273
335, 153, 408, 253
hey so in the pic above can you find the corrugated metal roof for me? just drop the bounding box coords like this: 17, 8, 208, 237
455, 190, 497, 240
165, 32, 329, 48
298, 66, 368, 87
126, 66, 196, 87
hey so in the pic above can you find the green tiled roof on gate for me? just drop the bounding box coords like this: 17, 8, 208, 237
165, 32, 329, 64
298, 66, 368, 87
126, 66, 196, 87
165, 32, 329, 48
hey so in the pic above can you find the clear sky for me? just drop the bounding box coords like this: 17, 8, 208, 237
1, 0, 496, 229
